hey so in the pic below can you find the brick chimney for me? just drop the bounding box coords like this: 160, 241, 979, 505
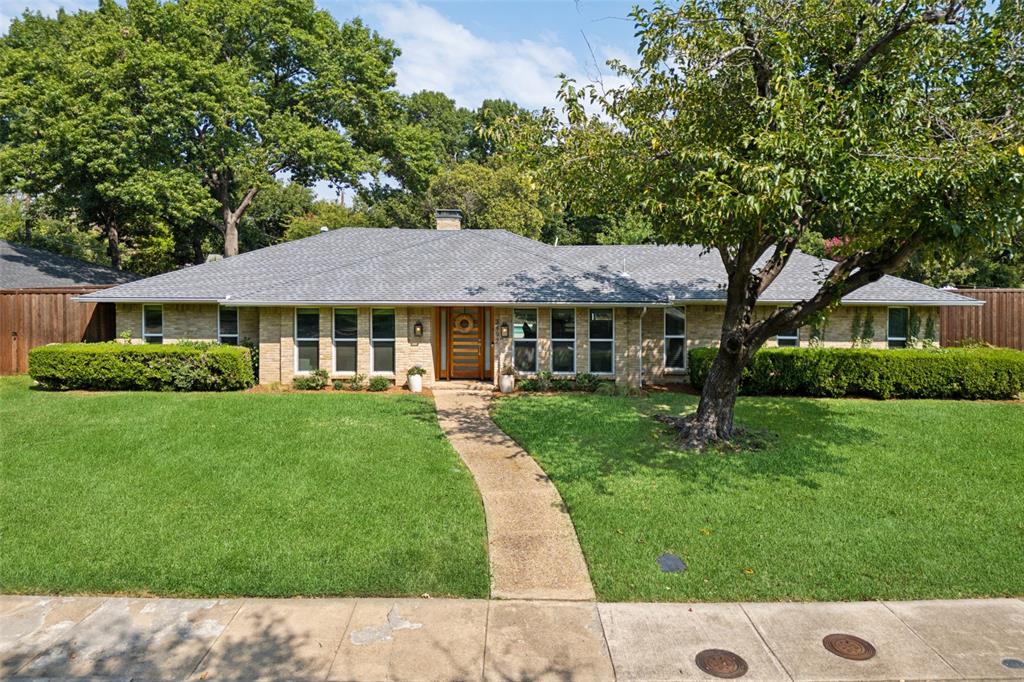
435, 209, 462, 230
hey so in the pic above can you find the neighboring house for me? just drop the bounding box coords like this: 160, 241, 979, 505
1, 240, 136, 374
79, 212, 981, 388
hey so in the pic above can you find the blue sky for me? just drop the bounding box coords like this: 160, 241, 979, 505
1, 0, 642, 110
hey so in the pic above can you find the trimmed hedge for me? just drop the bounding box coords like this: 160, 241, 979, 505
688, 346, 1024, 400
29, 342, 255, 391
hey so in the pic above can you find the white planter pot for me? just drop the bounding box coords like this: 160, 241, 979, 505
408, 374, 423, 393
499, 375, 515, 394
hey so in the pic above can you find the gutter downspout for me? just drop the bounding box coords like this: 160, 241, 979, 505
640, 306, 647, 388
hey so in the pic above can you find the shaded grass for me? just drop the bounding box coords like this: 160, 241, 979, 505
492, 393, 1024, 602
0, 377, 489, 598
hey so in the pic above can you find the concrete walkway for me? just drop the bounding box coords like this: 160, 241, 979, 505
432, 387, 595, 601
2, 595, 1022, 680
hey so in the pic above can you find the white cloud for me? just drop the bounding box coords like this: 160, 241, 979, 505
365, 0, 615, 111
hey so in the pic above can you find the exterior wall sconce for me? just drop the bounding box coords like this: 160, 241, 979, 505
499, 322, 510, 338
413, 321, 424, 338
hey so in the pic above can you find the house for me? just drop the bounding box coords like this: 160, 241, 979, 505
78, 212, 982, 388
1, 240, 136, 374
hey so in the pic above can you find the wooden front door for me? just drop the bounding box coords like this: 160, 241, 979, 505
447, 307, 485, 379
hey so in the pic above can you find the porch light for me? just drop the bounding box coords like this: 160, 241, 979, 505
499, 322, 510, 338
413, 320, 424, 338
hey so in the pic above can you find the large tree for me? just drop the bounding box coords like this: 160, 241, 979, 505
508, 0, 1022, 447
170, 0, 405, 256
0, 2, 212, 269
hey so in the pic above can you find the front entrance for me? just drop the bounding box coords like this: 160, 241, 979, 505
435, 307, 491, 380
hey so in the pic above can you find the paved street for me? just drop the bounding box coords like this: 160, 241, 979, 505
2, 594, 1022, 680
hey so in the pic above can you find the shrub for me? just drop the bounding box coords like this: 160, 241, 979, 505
240, 337, 259, 379
574, 372, 600, 392
518, 378, 538, 391
688, 346, 1024, 400
406, 365, 427, 376
368, 375, 391, 392
345, 373, 367, 390
29, 342, 255, 391
293, 368, 329, 390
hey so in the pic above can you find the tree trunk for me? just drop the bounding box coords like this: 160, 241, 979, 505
106, 223, 121, 270
191, 234, 205, 264
222, 204, 239, 258
678, 335, 751, 449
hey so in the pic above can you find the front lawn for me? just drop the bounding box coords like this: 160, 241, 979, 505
492, 393, 1024, 602
0, 377, 488, 598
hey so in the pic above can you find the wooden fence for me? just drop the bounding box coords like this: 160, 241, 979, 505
939, 288, 1024, 350
0, 287, 116, 375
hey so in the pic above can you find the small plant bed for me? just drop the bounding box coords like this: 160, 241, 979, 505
0, 376, 488, 598
492, 392, 1024, 602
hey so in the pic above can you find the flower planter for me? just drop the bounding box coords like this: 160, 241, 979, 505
499, 374, 515, 394
408, 374, 423, 393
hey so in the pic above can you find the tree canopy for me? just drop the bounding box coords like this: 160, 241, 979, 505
504, 0, 1023, 445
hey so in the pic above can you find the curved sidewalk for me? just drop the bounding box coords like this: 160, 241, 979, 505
432, 387, 595, 601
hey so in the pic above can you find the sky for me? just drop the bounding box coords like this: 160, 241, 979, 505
0, 0, 643, 111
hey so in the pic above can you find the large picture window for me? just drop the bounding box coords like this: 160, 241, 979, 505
371, 308, 395, 373
295, 308, 320, 373
589, 308, 614, 374
551, 309, 575, 373
218, 307, 238, 345
888, 307, 909, 348
143, 305, 163, 344
513, 308, 538, 373
664, 307, 687, 370
333, 308, 357, 373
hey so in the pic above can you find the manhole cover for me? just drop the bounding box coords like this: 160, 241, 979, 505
823, 633, 876, 661
1003, 658, 1024, 669
695, 649, 748, 678
656, 552, 686, 573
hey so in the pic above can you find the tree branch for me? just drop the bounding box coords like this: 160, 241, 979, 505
836, 1, 961, 88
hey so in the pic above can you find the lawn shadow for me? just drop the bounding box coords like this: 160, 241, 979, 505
500, 394, 876, 496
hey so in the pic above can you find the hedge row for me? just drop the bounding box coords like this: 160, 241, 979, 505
688, 346, 1024, 400
29, 342, 255, 391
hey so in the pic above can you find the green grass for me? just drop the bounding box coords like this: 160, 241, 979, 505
492, 392, 1024, 602
0, 377, 488, 598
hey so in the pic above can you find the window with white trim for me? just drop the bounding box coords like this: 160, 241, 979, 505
333, 308, 357, 373
664, 307, 687, 370
143, 305, 163, 344
775, 306, 800, 347
295, 308, 320, 373
551, 308, 575, 373
371, 308, 395, 373
218, 307, 238, 345
887, 307, 909, 348
513, 308, 538, 373
589, 308, 614, 374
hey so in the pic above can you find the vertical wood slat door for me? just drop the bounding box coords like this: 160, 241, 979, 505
447, 307, 484, 379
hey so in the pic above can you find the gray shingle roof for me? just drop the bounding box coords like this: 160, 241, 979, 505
1, 240, 137, 289
78, 228, 980, 307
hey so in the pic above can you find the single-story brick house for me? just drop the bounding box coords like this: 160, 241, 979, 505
79, 212, 982, 388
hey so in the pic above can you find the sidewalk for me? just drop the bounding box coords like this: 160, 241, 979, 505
2, 594, 1022, 681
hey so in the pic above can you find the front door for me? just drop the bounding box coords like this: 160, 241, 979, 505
447, 307, 484, 379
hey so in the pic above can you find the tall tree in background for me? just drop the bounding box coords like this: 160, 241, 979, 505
172, 0, 406, 256
0, 2, 212, 269
508, 0, 1022, 447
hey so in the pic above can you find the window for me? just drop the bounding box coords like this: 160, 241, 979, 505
551, 309, 575, 373
589, 308, 614, 374
888, 307, 909, 348
664, 307, 687, 370
142, 305, 163, 344
513, 308, 538, 373
371, 308, 395, 373
295, 308, 320, 373
218, 307, 238, 345
776, 307, 800, 347
333, 308, 357, 373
